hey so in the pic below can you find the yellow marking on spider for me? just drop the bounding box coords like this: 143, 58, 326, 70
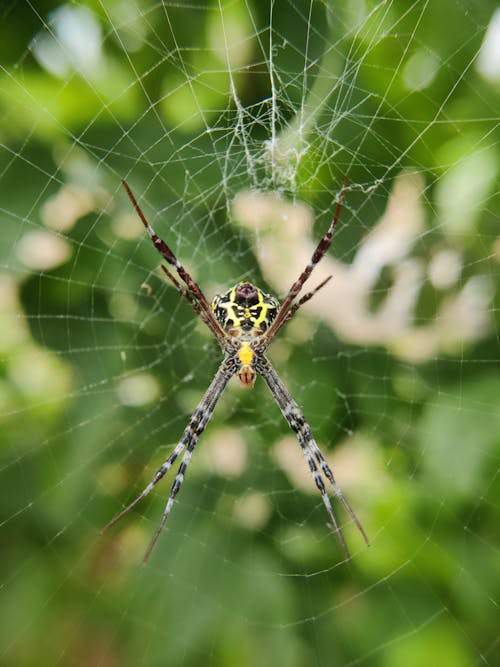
238, 343, 254, 365
250, 300, 271, 328
211, 281, 279, 334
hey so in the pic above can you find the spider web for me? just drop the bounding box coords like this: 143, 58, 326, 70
1, 1, 499, 665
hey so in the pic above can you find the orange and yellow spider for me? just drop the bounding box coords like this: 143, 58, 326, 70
103, 179, 369, 564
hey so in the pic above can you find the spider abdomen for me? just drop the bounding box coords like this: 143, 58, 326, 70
211, 281, 279, 334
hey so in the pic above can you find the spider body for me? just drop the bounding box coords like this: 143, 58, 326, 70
103, 179, 369, 564
211, 281, 279, 388
212, 281, 279, 334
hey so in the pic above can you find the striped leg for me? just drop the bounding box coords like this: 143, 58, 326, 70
265, 178, 347, 341
308, 439, 369, 546
288, 411, 350, 558
276, 275, 332, 334
257, 356, 368, 560
121, 180, 226, 345
142, 431, 199, 564
160, 265, 224, 344
101, 442, 187, 533
102, 362, 232, 559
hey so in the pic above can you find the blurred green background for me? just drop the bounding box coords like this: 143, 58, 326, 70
1, 1, 499, 666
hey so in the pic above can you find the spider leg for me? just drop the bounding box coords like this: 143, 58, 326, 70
142, 434, 198, 564
292, 419, 350, 559
257, 355, 367, 560
160, 264, 200, 312
308, 439, 370, 547
160, 265, 224, 345
122, 180, 226, 344
101, 442, 186, 533
102, 361, 232, 553
277, 275, 332, 333
265, 178, 347, 342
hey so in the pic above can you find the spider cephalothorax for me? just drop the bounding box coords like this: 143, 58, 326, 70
103, 179, 369, 564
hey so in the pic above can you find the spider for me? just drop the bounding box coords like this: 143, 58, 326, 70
103, 179, 369, 564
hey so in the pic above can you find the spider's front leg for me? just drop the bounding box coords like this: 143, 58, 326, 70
102, 359, 234, 564
256, 355, 369, 560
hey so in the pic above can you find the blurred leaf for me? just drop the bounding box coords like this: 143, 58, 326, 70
419, 374, 500, 502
